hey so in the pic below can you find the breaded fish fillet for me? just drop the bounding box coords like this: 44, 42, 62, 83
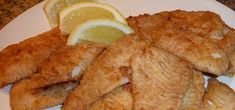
159, 10, 233, 42
218, 31, 235, 75
158, 10, 235, 75
179, 70, 205, 110
219, 31, 235, 75
131, 46, 191, 110
0, 28, 67, 88
88, 85, 133, 110
202, 78, 235, 110
10, 43, 105, 110
28, 42, 105, 89
10, 78, 78, 110
127, 13, 228, 75
62, 33, 146, 110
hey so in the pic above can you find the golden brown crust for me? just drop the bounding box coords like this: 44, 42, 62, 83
227, 51, 235, 76
217, 31, 235, 55
156, 10, 235, 76
9, 42, 105, 110
220, 31, 235, 76
131, 46, 191, 110
10, 78, 78, 110
202, 78, 235, 110
127, 12, 229, 75
88, 85, 133, 110
28, 42, 105, 89
0, 28, 67, 88
179, 70, 205, 110
62, 34, 146, 110
158, 10, 233, 43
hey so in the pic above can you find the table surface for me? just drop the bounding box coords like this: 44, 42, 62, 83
0, 0, 234, 30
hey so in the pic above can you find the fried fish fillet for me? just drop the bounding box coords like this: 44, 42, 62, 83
127, 13, 228, 75
179, 70, 205, 110
217, 31, 235, 57
158, 10, 235, 75
62, 33, 146, 110
202, 78, 235, 110
159, 10, 233, 43
0, 28, 67, 88
88, 85, 133, 110
131, 46, 191, 110
220, 31, 235, 75
10, 79, 78, 110
28, 42, 105, 89
10, 43, 105, 110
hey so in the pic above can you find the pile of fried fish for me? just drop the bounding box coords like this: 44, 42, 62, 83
0, 10, 235, 110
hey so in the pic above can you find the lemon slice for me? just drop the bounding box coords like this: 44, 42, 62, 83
59, 2, 127, 34
67, 19, 134, 45
43, 0, 102, 28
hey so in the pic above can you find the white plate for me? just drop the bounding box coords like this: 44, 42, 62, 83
0, 0, 235, 110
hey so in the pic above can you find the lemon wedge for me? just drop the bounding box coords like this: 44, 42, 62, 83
59, 2, 127, 34
43, 0, 102, 28
66, 19, 134, 45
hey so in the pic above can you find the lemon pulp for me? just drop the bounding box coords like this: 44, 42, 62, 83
79, 26, 125, 44
67, 19, 134, 45
59, 2, 126, 34
60, 7, 115, 33
44, 0, 101, 27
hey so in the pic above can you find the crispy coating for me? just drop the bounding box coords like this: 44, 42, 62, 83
10, 79, 78, 110
227, 51, 235, 75
131, 46, 191, 110
202, 78, 235, 110
29, 42, 106, 89
179, 70, 205, 110
127, 13, 229, 75
219, 31, 235, 75
217, 31, 235, 55
88, 85, 133, 110
9, 43, 105, 110
62, 34, 146, 110
158, 10, 233, 43
0, 28, 67, 88
157, 10, 235, 75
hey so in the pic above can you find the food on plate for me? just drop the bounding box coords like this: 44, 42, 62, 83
156, 10, 235, 76
67, 19, 134, 45
10, 80, 78, 110
62, 11, 235, 110
43, 0, 102, 27
159, 10, 233, 43
1, 2, 235, 109
10, 42, 105, 109
131, 46, 192, 110
127, 12, 228, 75
59, 2, 127, 34
88, 85, 132, 110
202, 78, 235, 110
26, 42, 105, 88
0, 28, 67, 88
62, 33, 145, 110
179, 70, 205, 110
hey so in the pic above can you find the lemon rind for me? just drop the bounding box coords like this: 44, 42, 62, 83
43, 0, 61, 14
43, 0, 61, 27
